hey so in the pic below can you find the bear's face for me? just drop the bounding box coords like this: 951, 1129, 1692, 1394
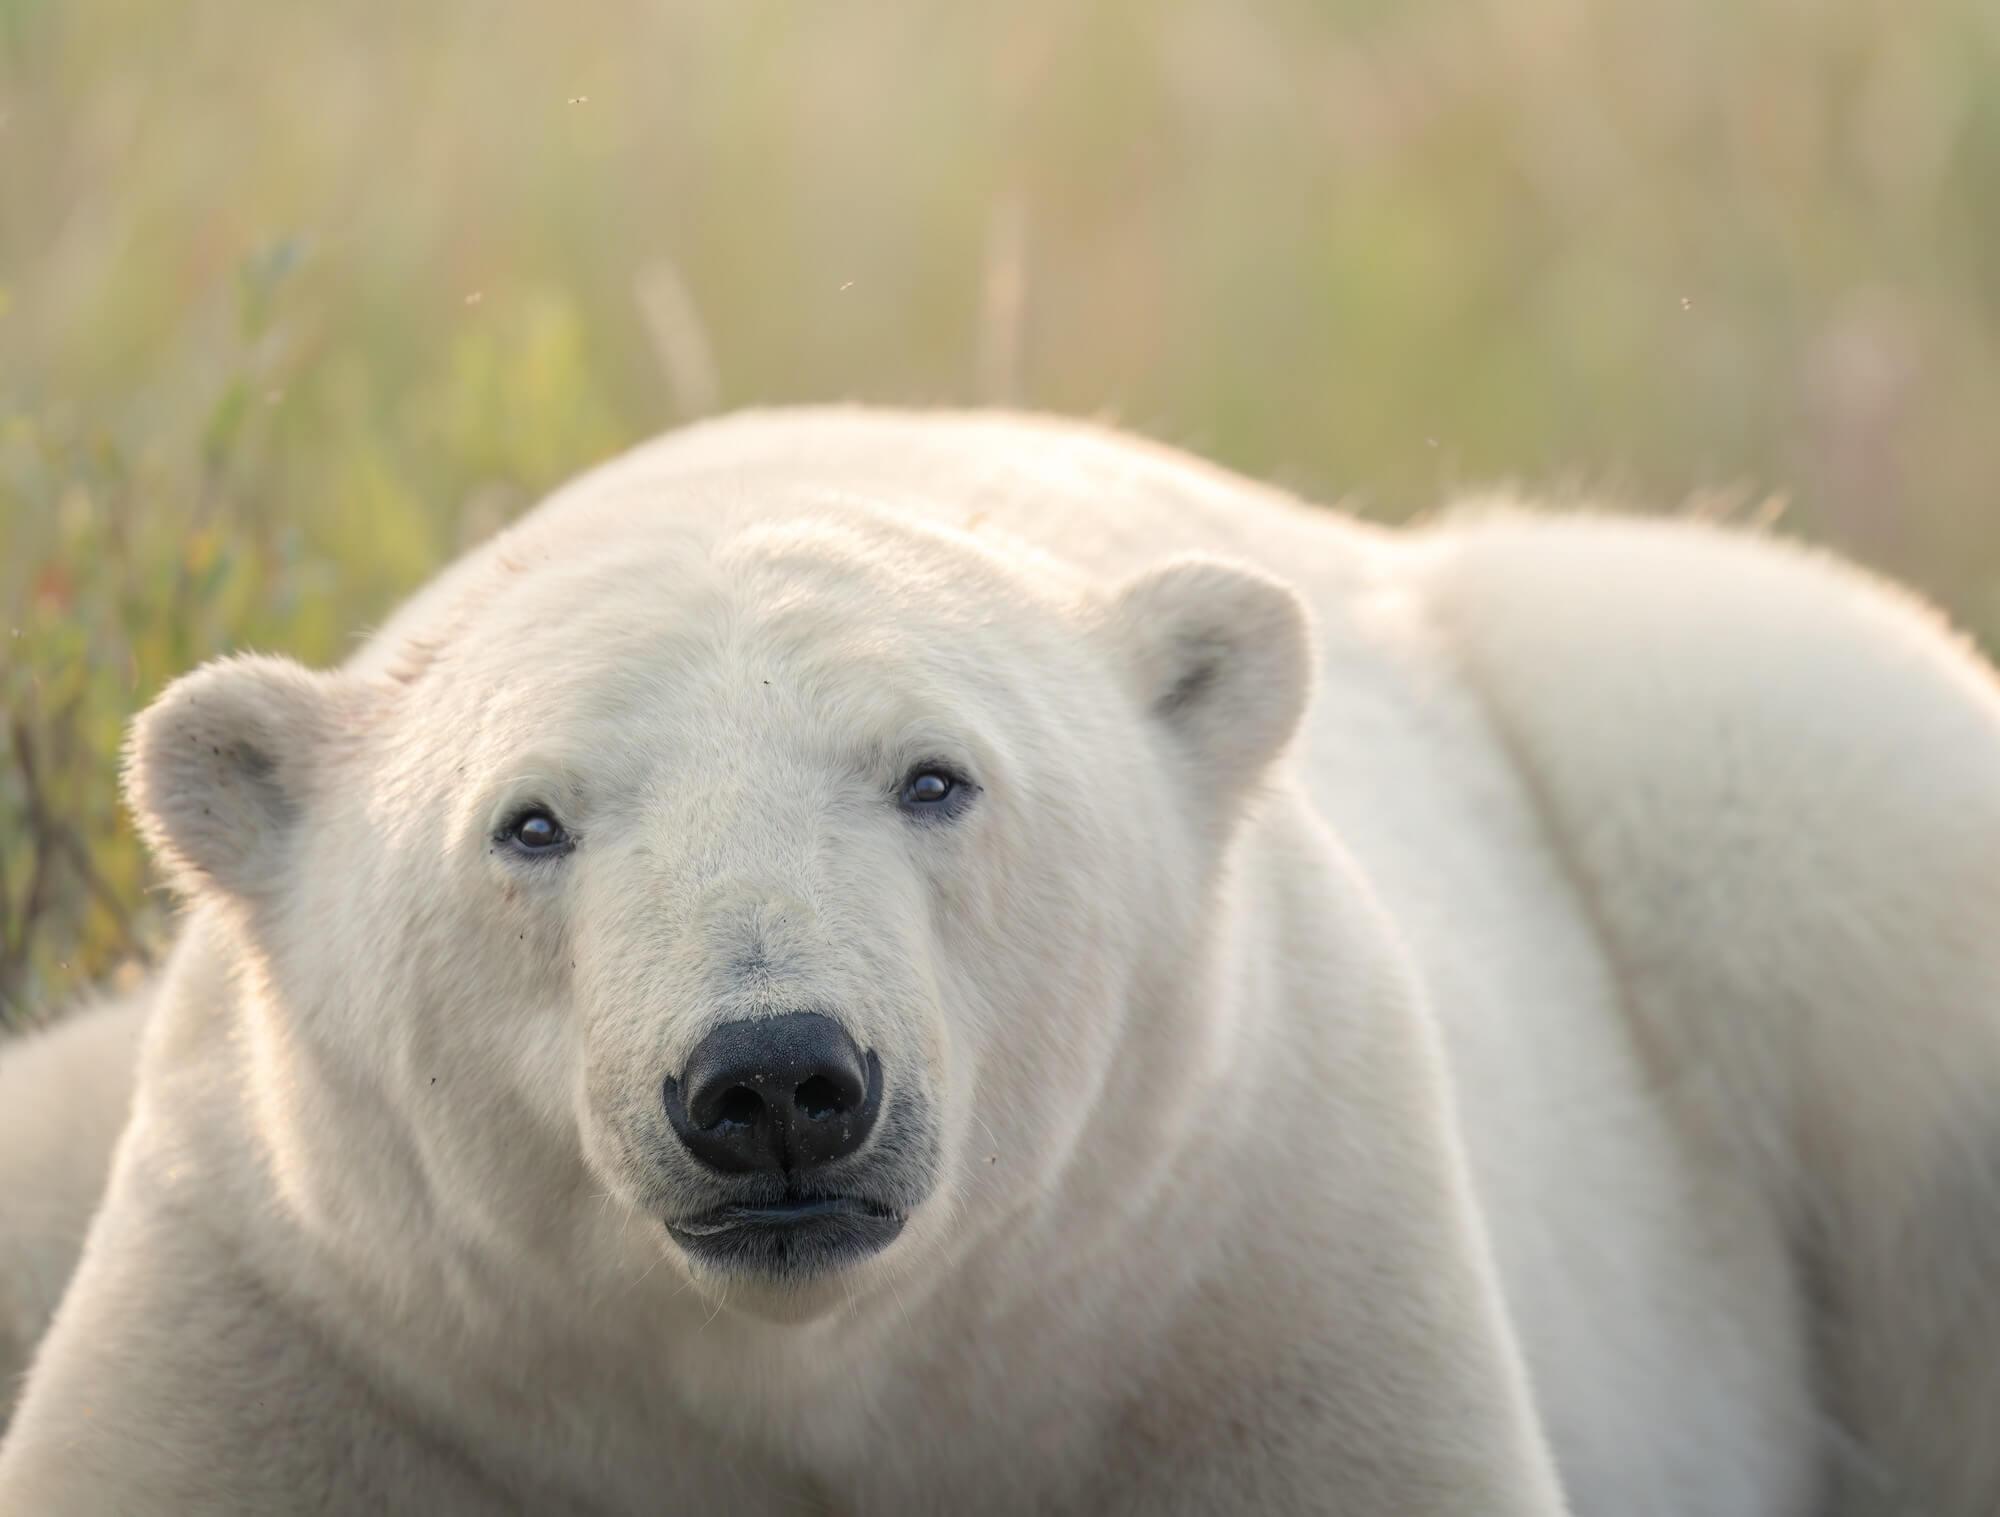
125, 506, 1311, 1321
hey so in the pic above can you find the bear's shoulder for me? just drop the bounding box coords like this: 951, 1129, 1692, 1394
1414, 507, 2000, 1131
1420, 507, 2000, 854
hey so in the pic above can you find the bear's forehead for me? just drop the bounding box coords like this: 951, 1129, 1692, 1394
453, 518, 1035, 661
393, 511, 1077, 744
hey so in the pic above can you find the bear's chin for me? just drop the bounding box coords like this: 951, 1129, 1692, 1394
677, 1255, 895, 1326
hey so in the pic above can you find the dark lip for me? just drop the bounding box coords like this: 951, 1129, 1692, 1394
668, 1195, 902, 1237
664, 1195, 906, 1277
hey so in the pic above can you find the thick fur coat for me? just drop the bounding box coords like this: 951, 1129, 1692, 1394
3, 409, 1997, 1515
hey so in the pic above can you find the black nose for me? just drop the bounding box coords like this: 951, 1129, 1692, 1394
664, 1013, 883, 1175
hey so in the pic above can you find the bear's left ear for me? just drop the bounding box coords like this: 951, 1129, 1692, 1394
1101, 556, 1314, 799
122, 653, 375, 902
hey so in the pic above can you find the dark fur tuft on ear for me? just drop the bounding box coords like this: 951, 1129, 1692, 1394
1103, 556, 1315, 800
122, 654, 366, 900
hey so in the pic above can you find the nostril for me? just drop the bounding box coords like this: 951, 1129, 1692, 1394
714, 1086, 764, 1128
794, 1074, 848, 1120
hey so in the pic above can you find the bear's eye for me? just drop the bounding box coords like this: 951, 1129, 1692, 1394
898, 766, 973, 817
501, 808, 572, 855
906, 772, 953, 804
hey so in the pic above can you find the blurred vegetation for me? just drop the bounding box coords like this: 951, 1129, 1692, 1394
4, 0, 1999, 1022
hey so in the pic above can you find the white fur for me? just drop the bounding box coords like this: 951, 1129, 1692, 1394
3, 408, 1997, 1514
0, 990, 148, 1421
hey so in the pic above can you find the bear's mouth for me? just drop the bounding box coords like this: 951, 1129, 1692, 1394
665, 1195, 905, 1278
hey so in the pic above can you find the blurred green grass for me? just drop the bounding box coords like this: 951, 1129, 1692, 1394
5, 0, 1999, 1020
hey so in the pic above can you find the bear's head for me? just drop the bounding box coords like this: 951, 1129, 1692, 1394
123, 504, 1312, 1324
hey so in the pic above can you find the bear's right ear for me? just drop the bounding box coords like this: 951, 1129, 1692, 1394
123, 654, 370, 901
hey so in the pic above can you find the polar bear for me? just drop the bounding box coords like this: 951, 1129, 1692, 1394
2, 408, 1998, 1515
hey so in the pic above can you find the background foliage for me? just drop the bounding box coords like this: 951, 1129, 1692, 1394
4, 0, 1999, 1022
